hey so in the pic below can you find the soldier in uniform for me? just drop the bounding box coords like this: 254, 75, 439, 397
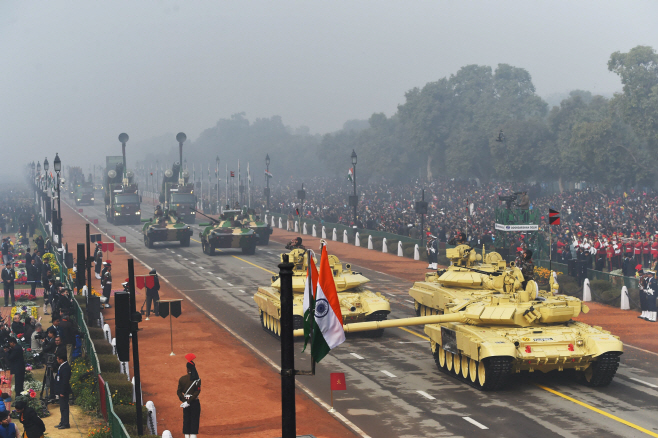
426, 234, 438, 270
178, 353, 201, 438
154, 204, 164, 220
285, 237, 305, 251
646, 270, 657, 322
518, 249, 534, 290
637, 265, 649, 321
94, 243, 103, 279
102, 263, 112, 308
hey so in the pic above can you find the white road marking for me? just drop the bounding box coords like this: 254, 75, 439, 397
190, 262, 196, 265
198, 266, 204, 269
405, 300, 414, 304
350, 353, 364, 360
226, 282, 233, 286
183, 258, 188, 260
417, 391, 435, 400
239, 289, 245, 293
216, 277, 222, 280
385, 292, 395, 297
398, 341, 427, 344
207, 272, 212, 275
463, 417, 488, 430
630, 377, 658, 388
381, 370, 397, 378
177, 254, 182, 257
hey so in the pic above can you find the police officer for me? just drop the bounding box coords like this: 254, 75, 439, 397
637, 265, 649, 320
646, 270, 657, 323
94, 243, 103, 280
426, 234, 438, 270
102, 264, 112, 308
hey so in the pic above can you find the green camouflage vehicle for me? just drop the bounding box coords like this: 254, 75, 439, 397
240, 209, 272, 245
197, 210, 259, 255
142, 211, 193, 248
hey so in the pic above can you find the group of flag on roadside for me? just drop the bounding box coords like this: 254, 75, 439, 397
302, 244, 346, 363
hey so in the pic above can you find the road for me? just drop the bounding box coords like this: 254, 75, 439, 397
71, 199, 658, 438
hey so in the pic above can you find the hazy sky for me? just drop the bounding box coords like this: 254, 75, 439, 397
2, 1, 657, 173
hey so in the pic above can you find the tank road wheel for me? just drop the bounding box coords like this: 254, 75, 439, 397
476, 357, 513, 391
461, 356, 470, 379
414, 301, 420, 317
260, 311, 267, 332
144, 236, 153, 249
445, 351, 454, 372
583, 353, 621, 387
453, 353, 461, 376
433, 345, 446, 371
469, 358, 478, 383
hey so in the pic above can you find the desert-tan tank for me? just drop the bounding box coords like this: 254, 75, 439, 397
294, 247, 623, 390
254, 248, 391, 338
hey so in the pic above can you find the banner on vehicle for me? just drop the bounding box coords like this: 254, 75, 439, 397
495, 223, 539, 232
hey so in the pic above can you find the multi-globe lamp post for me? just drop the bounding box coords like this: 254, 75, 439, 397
54, 153, 62, 247
265, 154, 270, 212
350, 149, 358, 227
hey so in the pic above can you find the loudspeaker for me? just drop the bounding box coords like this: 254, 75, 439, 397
415, 201, 428, 215
568, 259, 577, 277
297, 190, 306, 201
87, 296, 100, 324
115, 292, 131, 362
76, 244, 85, 290
65, 252, 74, 270
348, 195, 358, 207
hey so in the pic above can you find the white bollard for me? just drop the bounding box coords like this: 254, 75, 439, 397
111, 338, 117, 356
162, 431, 173, 438
397, 241, 404, 257
279, 217, 283, 229
81, 285, 88, 296
332, 228, 337, 241
103, 324, 112, 343
303, 223, 308, 235
146, 401, 157, 435
132, 377, 136, 403
583, 278, 591, 302
620, 286, 630, 310
322, 226, 327, 239
121, 361, 131, 381
99, 312, 104, 328
294, 221, 299, 233
264, 214, 268, 225
368, 235, 373, 250
312, 224, 317, 237
355, 232, 360, 247
382, 237, 388, 253
414, 244, 420, 260
272, 216, 276, 227
343, 230, 349, 244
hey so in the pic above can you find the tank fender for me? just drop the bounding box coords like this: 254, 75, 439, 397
425, 324, 516, 361
584, 333, 624, 358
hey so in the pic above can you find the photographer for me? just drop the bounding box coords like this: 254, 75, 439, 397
30, 323, 44, 355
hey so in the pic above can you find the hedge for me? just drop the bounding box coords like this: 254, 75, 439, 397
104, 373, 134, 406
89, 327, 106, 340
97, 354, 121, 373
114, 405, 148, 426
93, 339, 114, 355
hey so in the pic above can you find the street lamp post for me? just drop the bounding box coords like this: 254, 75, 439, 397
119, 133, 129, 180
54, 153, 62, 247
350, 150, 358, 227
265, 154, 270, 212
44, 158, 49, 190
216, 156, 220, 214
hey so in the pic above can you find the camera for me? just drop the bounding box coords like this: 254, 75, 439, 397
498, 194, 518, 209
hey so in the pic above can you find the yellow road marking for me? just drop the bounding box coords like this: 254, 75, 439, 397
398, 327, 430, 341
536, 384, 658, 437
232, 255, 276, 275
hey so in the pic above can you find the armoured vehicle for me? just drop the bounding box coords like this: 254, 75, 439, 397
104, 155, 142, 224
240, 209, 272, 245
68, 167, 85, 199
254, 248, 391, 338
197, 210, 259, 255
294, 245, 622, 390
73, 180, 95, 205
141, 210, 193, 248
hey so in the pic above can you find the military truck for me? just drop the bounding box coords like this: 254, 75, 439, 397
68, 167, 85, 199
104, 155, 141, 224
73, 181, 95, 205
197, 210, 259, 255
160, 163, 196, 224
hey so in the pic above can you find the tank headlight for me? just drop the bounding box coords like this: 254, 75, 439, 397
576, 339, 584, 346
115, 212, 120, 216
136, 211, 141, 215
90, 197, 94, 200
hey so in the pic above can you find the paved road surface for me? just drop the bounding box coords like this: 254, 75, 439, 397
70, 200, 658, 438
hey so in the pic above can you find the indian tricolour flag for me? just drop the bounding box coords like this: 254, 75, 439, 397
347, 168, 354, 182
303, 245, 345, 362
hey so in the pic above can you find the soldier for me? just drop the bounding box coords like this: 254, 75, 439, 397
426, 234, 438, 270
637, 265, 649, 321
518, 249, 534, 290
178, 353, 201, 438
285, 237, 305, 251
154, 205, 164, 219
643, 234, 651, 268
102, 264, 112, 308
94, 243, 103, 279
635, 237, 643, 268
646, 270, 657, 322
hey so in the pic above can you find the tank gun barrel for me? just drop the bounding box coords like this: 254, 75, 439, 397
195, 209, 219, 223
292, 312, 466, 337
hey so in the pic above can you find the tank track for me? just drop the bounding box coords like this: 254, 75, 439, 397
432, 348, 512, 391
583, 352, 621, 387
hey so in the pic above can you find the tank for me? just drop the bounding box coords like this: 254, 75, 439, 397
254, 248, 391, 338
301, 246, 622, 390
240, 209, 272, 245
197, 210, 259, 255
141, 211, 193, 248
